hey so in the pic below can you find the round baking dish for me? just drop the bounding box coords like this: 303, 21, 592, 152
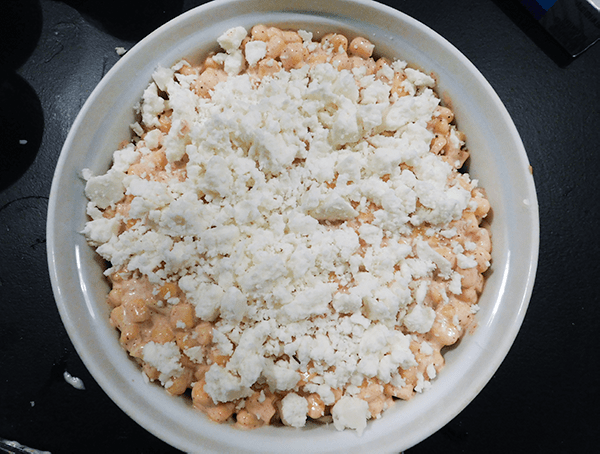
47, 0, 539, 452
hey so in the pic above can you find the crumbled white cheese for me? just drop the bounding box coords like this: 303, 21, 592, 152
332, 396, 370, 435
426, 363, 437, 379
217, 26, 247, 53
448, 271, 463, 295
298, 29, 313, 44
280, 393, 309, 428
184, 345, 204, 364
204, 364, 253, 403
84, 168, 125, 210
414, 372, 431, 393
403, 304, 436, 333
244, 40, 267, 66
152, 66, 175, 91
405, 68, 435, 87
112, 143, 140, 172
82, 215, 120, 246
440, 227, 457, 238
420, 341, 434, 356
140, 83, 164, 127
130, 121, 144, 137
457, 253, 478, 269
142, 341, 184, 385
464, 240, 477, 251
144, 128, 162, 149
263, 359, 301, 391
224, 49, 244, 76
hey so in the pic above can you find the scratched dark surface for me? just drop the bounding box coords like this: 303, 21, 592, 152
1, 0, 599, 453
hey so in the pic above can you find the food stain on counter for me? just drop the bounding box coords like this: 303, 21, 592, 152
0, 438, 51, 454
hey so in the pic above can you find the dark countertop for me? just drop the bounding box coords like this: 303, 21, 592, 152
1, 0, 598, 453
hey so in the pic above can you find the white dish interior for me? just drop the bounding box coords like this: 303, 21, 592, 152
47, 0, 539, 452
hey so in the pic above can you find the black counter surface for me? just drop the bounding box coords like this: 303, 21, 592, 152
1, 0, 599, 453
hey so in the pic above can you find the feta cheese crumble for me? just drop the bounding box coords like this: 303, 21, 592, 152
83, 25, 492, 434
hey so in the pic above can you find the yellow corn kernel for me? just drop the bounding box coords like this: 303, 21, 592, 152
192, 379, 213, 408
236, 410, 263, 429
306, 393, 325, 419
157, 282, 180, 301
125, 298, 150, 323
194, 322, 213, 346
166, 371, 192, 396
170, 303, 195, 329
150, 319, 175, 343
